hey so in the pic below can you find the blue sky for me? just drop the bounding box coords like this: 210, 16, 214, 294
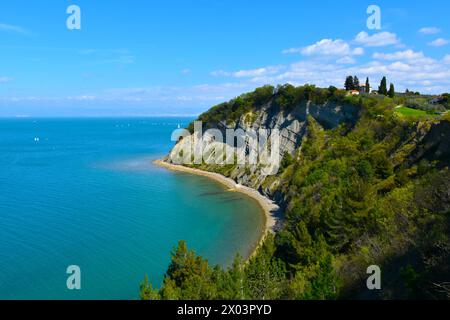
1, 0, 450, 116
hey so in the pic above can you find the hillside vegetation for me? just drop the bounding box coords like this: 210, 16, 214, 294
141, 84, 450, 300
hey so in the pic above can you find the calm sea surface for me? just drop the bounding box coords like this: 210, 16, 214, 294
0, 118, 264, 299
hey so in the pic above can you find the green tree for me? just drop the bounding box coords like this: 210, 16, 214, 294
166, 240, 197, 286
378, 76, 388, 95
388, 83, 395, 98
224, 255, 246, 299
370, 150, 393, 179
328, 86, 338, 95
345, 76, 354, 91
281, 152, 294, 170
310, 254, 339, 299
253, 85, 275, 106
353, 76, 360, 91
140, 275, 160, 300
161, 241, 220, 299
356, 160, 374, 181
245, 238, 286, 299
365, 77, 370, 93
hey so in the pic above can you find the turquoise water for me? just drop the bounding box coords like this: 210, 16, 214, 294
0, 118, 264, 300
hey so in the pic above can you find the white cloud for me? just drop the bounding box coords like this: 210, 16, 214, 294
0, 23, 30, 35
102, 82, 250, 104
336, 57, 356, 64
0, 76, 13, 83
352, 47, 364, 55
234, 66, 283, 78
210, 70, 229, 77
372, 50, 435, 64
236, 47, 450, 94
373, 50, 423, 60
67, 95, 97, 101
299, 39, 364, 57
181, 69, 190, 75
354, 31, 400, 47
233, 68, 270, 78
419, 27, 441, 35
388, 61, 411, 72
236, 69, 264, 77
282, 48, 302, 54
428, 38, 449, 47
211, 66, 283, 78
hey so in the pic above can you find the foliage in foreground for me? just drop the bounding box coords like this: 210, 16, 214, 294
141, 236, 339, 300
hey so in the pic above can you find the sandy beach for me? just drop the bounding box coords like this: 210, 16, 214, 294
153, 159, 279, 258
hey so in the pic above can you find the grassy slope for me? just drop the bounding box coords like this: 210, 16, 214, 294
396, 106, 430, 118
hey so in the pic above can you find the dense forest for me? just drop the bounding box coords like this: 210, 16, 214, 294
141, 83, 450, 300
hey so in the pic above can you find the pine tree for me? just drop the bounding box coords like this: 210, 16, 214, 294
353, 76, 360, 91
345, 76, 354, 91
378, 76, 388, 95
388, 83, 395, 98
140, 275, 161, 300
365, 77, 370, 93
166, 240, 200, 287
226, 255, 246, 299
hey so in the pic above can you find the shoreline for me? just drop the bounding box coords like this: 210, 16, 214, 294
153, 159, 279, 260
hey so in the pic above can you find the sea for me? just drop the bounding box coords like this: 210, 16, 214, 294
0, 117, 264, 299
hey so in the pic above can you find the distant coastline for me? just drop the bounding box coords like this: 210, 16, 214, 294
153, 159, 279, 260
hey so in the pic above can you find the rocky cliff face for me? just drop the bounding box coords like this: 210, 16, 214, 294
167, 98, 360, 203
408, 120, 450, 168
222, 100, 359, 155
